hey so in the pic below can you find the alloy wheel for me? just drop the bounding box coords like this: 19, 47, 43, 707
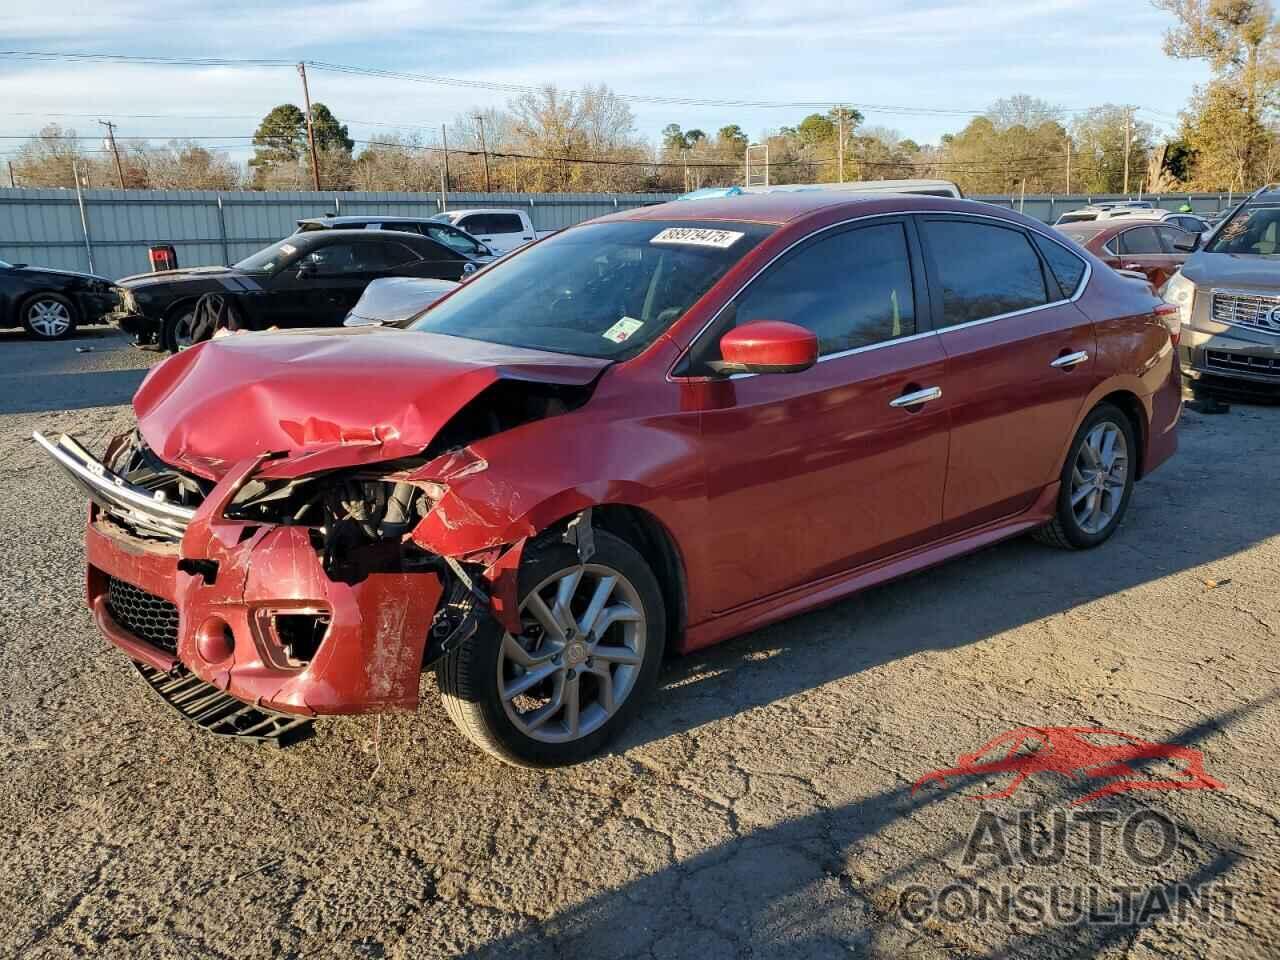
497, 563, 646, 744
27, 298, 72, 338
1069, 421, 1129, 535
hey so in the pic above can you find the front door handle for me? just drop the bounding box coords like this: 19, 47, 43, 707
889, 386, 942, 408
1051, 350, 1089, 369
1123, 263, 1144, 270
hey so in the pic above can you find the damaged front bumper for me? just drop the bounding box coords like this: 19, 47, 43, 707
36, 430, 449, 730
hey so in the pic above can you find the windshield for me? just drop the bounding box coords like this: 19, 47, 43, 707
1058, 228, 1106, 246
409, 220, 773, 359
0, 258, 10, 268
1203, 205, 1280, 255
233, 238, 302, 275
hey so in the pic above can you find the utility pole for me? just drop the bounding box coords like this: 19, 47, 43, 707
440, 125, 451, 193
836, 108, 845, 183
7, 161, 14, 188
297, 62, 322, 191
1122, 106, 1133, 196
1065, 136, 1072, 194
473, 114, 492, 193
98, 119, 125, 189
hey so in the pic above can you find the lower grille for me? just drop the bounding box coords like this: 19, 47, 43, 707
107, 577, 179, 654
133, 661, 314, 747
1205, 349, 1280, 379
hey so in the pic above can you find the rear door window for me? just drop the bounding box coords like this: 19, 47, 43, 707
1155, 226, 1188, 252
487, 214, 525, 235
1117, 227, 1163, 255
921, 220, 1049, 326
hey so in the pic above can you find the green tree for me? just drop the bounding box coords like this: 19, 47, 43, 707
250, 104, 307, 171
1156, 0, 1280, 185
1071, 105, 1153, 192
310, 103, 354, 154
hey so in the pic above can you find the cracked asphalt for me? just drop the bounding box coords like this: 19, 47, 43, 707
0, 327, 1276, 959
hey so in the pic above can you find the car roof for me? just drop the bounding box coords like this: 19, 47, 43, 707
599, 192, 1001, 227
298, 215, 442, 226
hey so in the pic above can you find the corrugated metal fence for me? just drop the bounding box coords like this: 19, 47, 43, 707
0, 187, 1242, 280
0, 189, 679, 279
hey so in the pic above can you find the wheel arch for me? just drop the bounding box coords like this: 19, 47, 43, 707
19, 288, 78, 320
590, 504, 688, 655
1096, 389, 1148, 479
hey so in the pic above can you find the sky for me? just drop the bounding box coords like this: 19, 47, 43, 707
1, 0, 1213, 164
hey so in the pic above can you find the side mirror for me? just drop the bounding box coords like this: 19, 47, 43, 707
713, 320, 818, 375
1173, 235, 1200, 253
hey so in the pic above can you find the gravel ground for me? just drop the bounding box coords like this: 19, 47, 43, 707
0, 328, 1276, 959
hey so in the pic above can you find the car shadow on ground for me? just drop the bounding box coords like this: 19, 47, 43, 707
461, 695, 1268, 958
0, 326, 152, 415
623, 470, 1274, 755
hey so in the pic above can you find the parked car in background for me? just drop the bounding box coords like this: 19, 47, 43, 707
679, 179, 965, 200
294, 215, 497, 262
37, 192, 1180, 767
109, 229, 486, 351
1163, 185, 1280, 396
343, 276, 458, 328
0, 258, 119, 340
1161, 211, 1211, 235
1055, 218, 1194, 289
1055, 202, 1162, 225
429, 209, 554, 255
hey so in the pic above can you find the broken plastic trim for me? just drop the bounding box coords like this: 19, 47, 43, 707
132, 660, 314, 747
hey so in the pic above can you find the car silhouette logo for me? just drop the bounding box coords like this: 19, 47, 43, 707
912, 726, 1224, 805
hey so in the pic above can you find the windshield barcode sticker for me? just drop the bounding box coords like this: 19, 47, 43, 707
650, 227, 744, 249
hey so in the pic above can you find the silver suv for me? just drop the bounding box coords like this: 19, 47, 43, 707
1164, 187, 1280, 395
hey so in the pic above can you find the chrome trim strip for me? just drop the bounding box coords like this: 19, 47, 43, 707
1050, 350, 1090, 368
33, 430, 195, 539
889, 386, 942, 407
670, 208, 1092, 382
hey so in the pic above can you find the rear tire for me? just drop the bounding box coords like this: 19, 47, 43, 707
437, 529, 666, 767
1034, 402, 1136, 550
21, 293, 78, 340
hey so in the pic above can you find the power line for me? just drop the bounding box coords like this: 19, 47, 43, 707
0, 49, 1168, 119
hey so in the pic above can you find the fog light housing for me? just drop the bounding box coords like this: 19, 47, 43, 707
195, 616, 235, 663
274, 613, 331, 664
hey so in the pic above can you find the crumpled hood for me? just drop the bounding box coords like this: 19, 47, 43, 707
133, 327, 610, 480
1181, 252, 1280, 290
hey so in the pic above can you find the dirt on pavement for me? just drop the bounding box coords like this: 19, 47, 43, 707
0, 328, 1276, 959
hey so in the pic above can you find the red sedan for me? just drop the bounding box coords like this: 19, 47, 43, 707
1055, 217, 1195, 289
37, 193, 1181, 766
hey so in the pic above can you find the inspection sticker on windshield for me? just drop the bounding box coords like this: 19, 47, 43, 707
603, 317, 644, 343
279, 243, 297, 255
650, 227, 744, 249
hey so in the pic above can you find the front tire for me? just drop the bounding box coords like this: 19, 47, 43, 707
437, 529, 666, 767
1034, 402, 1136, 550
161, 302, 198, 353
21, 293, 78, 340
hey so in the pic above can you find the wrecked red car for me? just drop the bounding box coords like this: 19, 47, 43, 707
36, 193, 1181, 766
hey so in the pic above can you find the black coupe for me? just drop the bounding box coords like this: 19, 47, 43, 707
0, 258, 120, 340
109, 229, 485, 351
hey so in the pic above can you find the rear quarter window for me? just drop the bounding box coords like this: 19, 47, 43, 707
1031, 233, 1088, 299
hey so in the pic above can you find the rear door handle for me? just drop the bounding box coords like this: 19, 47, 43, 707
1051, 350, 1089, 369
889, 386, 942, 408
1123, 263, 1144, 270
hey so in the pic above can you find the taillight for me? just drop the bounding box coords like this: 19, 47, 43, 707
1154, 303, 1181, 346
